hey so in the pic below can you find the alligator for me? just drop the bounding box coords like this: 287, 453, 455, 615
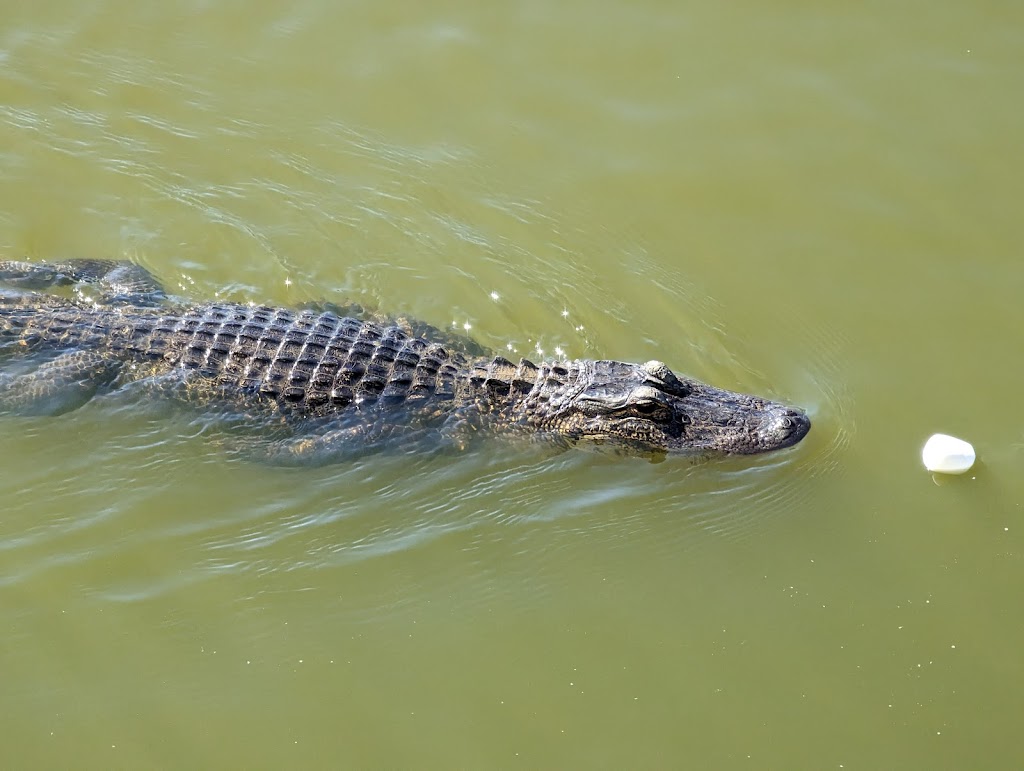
0, 259, 810, 463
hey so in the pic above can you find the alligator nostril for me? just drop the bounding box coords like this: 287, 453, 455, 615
785, 410, 811, 442
761, 407, 811, 444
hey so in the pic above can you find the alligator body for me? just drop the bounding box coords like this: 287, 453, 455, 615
0, 259, 810, 463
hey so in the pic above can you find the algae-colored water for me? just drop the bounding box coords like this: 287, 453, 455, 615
2, 2, 1023, 767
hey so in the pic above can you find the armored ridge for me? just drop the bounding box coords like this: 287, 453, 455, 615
0, 259, 811, 463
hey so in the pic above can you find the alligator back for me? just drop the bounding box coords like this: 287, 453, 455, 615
1, 300, 471, 421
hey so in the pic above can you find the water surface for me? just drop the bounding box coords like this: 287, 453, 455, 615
2, 1, 1023, 768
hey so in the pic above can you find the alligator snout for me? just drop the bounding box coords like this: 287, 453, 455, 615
757, 406, 811, 451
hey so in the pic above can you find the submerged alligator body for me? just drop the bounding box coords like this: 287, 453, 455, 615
0, 259, 810, 463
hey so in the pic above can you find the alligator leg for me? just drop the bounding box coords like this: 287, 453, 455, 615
0, 259, 166, 306
0, 350, 122, 415
224, 420, 438, 466
241, 422, 409, 465
238, 427, 367, 466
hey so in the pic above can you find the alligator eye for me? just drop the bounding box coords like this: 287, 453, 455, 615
632, 400, 670, 420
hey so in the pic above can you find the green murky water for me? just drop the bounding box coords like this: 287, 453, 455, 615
2, 2, 1023, 768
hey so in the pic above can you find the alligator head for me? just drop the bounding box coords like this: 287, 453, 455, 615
559, 359, 811, 457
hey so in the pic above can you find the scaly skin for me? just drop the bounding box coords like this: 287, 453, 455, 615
0, 259, 811, 463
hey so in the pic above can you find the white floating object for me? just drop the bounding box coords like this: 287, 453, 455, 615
922, 433, 975, 474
